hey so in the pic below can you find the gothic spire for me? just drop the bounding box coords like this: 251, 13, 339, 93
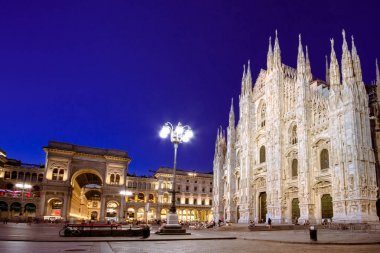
297, 34, 306, 79
245, 60, 252, 92
267, 36, 273, 71
329, 38, 340, 85
341, 29, 354, 81
351, 35, 362, 83
241, 64, 246, 94
273, 30, 282, 69
325, 55, 330, 84
229, 98, 235, 128
305, 45, 312, 82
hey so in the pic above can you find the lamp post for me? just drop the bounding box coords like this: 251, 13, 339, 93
158, 122, 193, 234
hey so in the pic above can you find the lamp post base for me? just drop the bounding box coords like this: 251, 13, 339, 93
156, 212, 191, 235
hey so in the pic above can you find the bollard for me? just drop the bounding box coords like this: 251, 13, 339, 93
309, 225, 317, 241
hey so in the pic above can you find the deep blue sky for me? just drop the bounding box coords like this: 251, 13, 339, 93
1, 1, 379, 176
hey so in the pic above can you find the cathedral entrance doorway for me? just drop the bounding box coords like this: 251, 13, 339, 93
259, 192, 267, 223
291, 198, 300, 221
69, 170, 103, 221
321, 194, 333, 219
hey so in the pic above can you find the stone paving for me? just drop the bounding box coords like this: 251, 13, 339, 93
0, 223, 379, 253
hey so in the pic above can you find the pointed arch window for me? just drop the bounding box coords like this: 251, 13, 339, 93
292, 159, 298, 178
259, 146, 266, 163
260, 104, 266, 128
290, 125, 298, 145
320, 149, 329, 170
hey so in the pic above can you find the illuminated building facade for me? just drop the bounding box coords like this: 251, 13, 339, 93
0, 142, 213, 222
213, 31, 380, 224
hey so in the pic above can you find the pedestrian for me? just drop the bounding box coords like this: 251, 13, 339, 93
218, 219, 222, 227
268, 218, 272, 229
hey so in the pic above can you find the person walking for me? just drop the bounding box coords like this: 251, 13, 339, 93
268, 218, 272, 229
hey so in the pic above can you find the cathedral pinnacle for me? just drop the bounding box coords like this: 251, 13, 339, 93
351, 35, 362, 83
273, 30, 282, 69
341, 29, 354, 81
306, 45, 312, 82
229, 98, 235, 127
330, 38, 341, 85
297, 34, 306, 78
267, 36, 273, 71
245, 60, 252, 92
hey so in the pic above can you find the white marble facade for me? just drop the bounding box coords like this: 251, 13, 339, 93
212, 31, 379, 225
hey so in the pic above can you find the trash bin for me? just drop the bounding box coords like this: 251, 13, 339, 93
309, 226, 317, 241
142, 226, 150, 238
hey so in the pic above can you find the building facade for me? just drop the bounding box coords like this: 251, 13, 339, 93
0, 141, 213, 222
213, 31, 380, 225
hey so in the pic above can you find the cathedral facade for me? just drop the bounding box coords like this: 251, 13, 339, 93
213, 31, 379, 225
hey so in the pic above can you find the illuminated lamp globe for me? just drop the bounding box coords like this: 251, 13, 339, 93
175, 125, 184, 135
159, 125, 171, 138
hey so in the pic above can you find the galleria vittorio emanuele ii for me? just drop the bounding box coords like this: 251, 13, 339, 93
212, 30, 380, 225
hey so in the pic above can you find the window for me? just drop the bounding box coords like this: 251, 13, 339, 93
202, 188, 205, 193
115, 174, 120, 184
210, 188, 212, 193
260, 103, 266, 127
52, 169, 58, 180
25, 172, 31, 181
260, 146, 266, 163
176, 198, 180, 204
186, 180, 189, 182
31, 173, 37, 182
58, 170, 64, 181
185, 198, 189, 204
4, 171, 10, 179
186, 186, 189, 191
11, 171, 17, 179
292, 159, 298, 178
209, 200, 212, 205
18, 172, 24, 180
194, 186, 197, 192
38, 174, 43, 182
195, 180, 197, 183
290, 125, 297, 145
110, 174, 115, 183
320, 149, 329, 170
201, 200, 205, 205
193, 199, 197, 205
177, 185, 181, 191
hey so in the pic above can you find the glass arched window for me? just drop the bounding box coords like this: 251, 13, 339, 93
25, 172, 31, 181
320, 149, 329, 170
18, 172, 24, 180
115, 174, 120, 184
138, 193, 145, 202
110, 174, 115, 183
260, 146, 266, 163
58, 170, 64, 181
292, 159, 298, 178
260, 103, 266, 127
38, 174, 43, 182
52, 169, 58, 180
31, 173, 37, 182
11, 171, 17, 179
290, 125, 297, 145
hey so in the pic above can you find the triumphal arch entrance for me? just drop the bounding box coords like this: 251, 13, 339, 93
41, 141, 131, 222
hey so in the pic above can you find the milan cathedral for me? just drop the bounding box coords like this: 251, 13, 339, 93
212, 30, 380, 224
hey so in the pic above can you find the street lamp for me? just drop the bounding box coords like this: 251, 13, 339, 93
158, 122, 193, 234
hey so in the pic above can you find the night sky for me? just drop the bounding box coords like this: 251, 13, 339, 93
1, 1, 379, 176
